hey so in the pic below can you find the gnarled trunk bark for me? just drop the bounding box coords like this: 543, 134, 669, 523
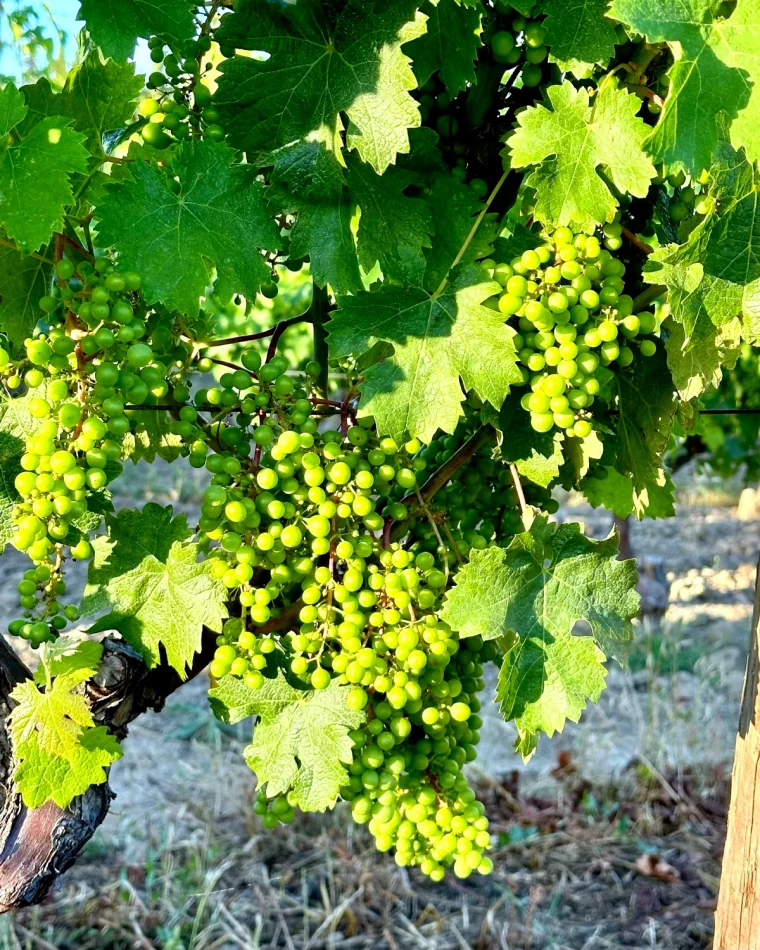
0, 630, 216, 911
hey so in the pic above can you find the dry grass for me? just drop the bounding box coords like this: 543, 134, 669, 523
1, 760, 725, 950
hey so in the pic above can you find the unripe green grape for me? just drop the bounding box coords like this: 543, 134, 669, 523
521, 63, 543, 87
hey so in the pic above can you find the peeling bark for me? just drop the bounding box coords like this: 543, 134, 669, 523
0, 630, 217, 912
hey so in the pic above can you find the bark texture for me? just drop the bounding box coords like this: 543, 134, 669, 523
714, 554, 760, 949
0, 630, 217, 912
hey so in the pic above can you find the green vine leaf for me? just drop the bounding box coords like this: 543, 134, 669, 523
10, 640, 122, 809
269, 124, 362, 295
345, 153, 433, 285
0, 83, 89, 252
644, 141, 760, 347
0, 388, 46, 552
423, 175, 499, 292
440, 518, 639, 755
14, 727, 122, 810
581, 464, 675, 520
665, 316, 742, 400
211, 672, 366, 812
329, 265, 521, 443
408, 0, 482, 96
81, 504, 228, 676
0, 239, 50, 347
216, 0, 427, 174
21, 52, 143, 154
609, 0, 760, 174
539, 0, 618, 77
507, 80, 655, 232
96, 140, 279, 315
607, 350, 678, 518
77, 0, 195, 61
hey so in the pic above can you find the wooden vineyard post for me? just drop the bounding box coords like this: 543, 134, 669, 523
715, 553, 760, 948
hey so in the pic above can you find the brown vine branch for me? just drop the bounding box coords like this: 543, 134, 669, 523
206, 356, 257, 377
59, 232, 95, 262
631, 284, 667, 312
407, 426, 492, 509
390, 426, 494, 543
621, 228, 653, 255
203, 311, 312, 348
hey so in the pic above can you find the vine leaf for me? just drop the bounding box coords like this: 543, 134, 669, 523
0, 82, 26, 134
329, 265, 521, 443
77, 0, 195, 61
9, 641, 122, 809
0, 83, 89, 252
423, 175, 498, 292
408, 0, 482, 96
96, 140, 279, 315
581, 464, 675, 520
21, 52, 143, 154
0, 388, 45, 552
644, 141, 760, 346
10, 646, 101, 761
81, 504, 228, 676
14, 727, 122, 810
487, 391, 564, 488
607, 350, 678, 518
665, 316, 742, 400
609, 0, 760, 174
539, 0, 618, 77
345, 153, 433, 285
270, 124, 362, 295
440, 518, 639, 756
0, 239, 50, 347
122, 408, 184, 464
0, 432, 22, 554
211, 673, 366, 812
507, 80, 655, 232
215, 0, 427, 174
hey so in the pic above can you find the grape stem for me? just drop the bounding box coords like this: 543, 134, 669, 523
620, 81, 664, 107
414, 486, 450, 578
382, 517, 393, 549
621, 228, 653, 255
440, 521, 463, 566
631, 284, 667, 312
59, 231, 95, 263
509, 463, 528, 516
206, 356, 257, 378
203, 311, 312, 348
431, 170, 511, 299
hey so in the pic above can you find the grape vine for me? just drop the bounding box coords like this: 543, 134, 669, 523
0, 0, 757, 901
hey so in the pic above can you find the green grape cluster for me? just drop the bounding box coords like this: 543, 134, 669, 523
482, 225, 661, 437
168, 348, 500, 878
138, 29, 224, 149
4, 255, 197, 641
665, 168, 714, 223
253, 787, 296, 828
346, 632, 496, 881
490, 9, 549, 89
